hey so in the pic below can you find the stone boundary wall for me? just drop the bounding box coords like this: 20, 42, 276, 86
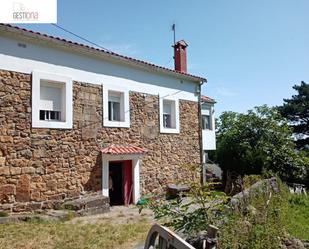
0, 69, 200, 212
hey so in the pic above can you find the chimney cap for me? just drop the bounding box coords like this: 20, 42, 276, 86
173, 40, 188, 47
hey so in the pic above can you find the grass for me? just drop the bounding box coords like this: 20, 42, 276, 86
283, 194, 309, 240
0, 219, 151, 249
218, 180, 309, 249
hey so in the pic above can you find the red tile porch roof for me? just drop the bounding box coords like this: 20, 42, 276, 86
201, 95, 216, 103
101, 144, 148, 155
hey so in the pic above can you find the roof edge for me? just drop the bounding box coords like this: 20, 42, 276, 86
0, 24, 206, 83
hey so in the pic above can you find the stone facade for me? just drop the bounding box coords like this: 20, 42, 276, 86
0, 69, 200, 211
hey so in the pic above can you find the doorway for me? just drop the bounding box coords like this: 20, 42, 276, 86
109, 160, 133, 206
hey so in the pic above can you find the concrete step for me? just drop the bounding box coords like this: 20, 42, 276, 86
63, 194, 110, 215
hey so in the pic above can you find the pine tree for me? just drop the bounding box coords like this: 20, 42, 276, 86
279, 81, 309, 150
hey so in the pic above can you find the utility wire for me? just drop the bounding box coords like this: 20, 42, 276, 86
51, 23, 114, 53
50, 24, 187, 126
101, 89, 183, 122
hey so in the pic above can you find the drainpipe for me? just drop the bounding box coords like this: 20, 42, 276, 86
198, 79, 207, 185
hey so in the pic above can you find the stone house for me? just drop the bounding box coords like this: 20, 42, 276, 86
0, 24, 213, 211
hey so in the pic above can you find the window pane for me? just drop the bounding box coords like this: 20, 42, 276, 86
163, 114, 171, 128
49, 111, 61, 121
46, 110, 50, 120
109, 95, 121, 103
163, 101, 172, 114
108, 101, 121, 121
39, 110, 45, 120
108, 101, 112, 121
163, 100, 176, 129
50, 111, 56, 120
39, 110, 62, 121
202, 115, 211, 130
113, 102, 121, 121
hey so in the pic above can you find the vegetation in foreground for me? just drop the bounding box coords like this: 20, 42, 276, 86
218, 180, 309, 249
0, 219, 151, 249
142, 176, 309, 249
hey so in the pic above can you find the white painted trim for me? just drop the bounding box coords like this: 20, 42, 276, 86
133, 158, 140, 203
101, 154, 141, 204
102, 157, 109, 197
202, 103, 216, 150
32, 71, 72, 129
159, 95, 180, 134
0, 52, 198, 102
102, 85, 130, 128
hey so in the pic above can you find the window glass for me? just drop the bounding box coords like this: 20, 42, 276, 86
39, 110, 61, 121
202, 115, 211, 130
163, 113, 171, 128
163, 100, 175, 128
39, 81, 64, 122
108, 92, 122, 122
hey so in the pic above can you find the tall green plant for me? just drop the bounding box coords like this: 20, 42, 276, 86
140, 166, 229, 235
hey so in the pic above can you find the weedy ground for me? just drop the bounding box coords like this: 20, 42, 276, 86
0, 206, 153, 249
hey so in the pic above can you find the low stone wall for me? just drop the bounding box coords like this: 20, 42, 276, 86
0, 69, 200, 211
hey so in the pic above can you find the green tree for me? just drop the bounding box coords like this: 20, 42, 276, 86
216, 105, 306, 182
278, 81, 309, 150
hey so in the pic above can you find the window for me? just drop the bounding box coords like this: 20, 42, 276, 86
202, 115, 211, 130
103, 86, 130, 128
160, 97, 180, 133
32, 71, 72, 129
108, 92, 122, 121
201, 105, 214, 131
163, 100, 175, 129
39, 110, 61, 121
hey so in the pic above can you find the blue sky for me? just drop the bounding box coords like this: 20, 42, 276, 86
17, 0, 309, 115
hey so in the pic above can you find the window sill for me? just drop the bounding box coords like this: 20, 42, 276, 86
104, 120, 130, 128
160, 127, 180, 134
32, 120, 72, 129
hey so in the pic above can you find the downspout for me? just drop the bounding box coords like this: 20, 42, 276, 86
198, 79, 207, 185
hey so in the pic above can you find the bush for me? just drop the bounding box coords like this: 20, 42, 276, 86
141, 181, 229, 236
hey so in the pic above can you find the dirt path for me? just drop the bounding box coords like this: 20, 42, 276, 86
69, 205, 155, 225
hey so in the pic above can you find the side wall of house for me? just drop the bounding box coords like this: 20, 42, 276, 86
0, 70, 200, 212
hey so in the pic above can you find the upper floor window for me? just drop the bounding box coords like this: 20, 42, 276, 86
163, 100, 175, 129
103, 86, 130, 128
108, 92, 122, 122
39, 81, 64, 122
160, 97, 180, 134
202, 115, 211, 130
32, 71, 72, 129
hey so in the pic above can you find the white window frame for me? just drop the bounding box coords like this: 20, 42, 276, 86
202, 114, 212, 130
159, 96, 180, 134
103, 85, 130, 128
32, 71, 72, 129
201, 105, 214, 131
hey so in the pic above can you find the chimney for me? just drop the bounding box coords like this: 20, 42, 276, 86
173, 40, 188, 73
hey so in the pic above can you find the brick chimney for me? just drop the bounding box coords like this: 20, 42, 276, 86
173, 40, 188, 73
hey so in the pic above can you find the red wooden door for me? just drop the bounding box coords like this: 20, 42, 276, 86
123, 160, 133, 205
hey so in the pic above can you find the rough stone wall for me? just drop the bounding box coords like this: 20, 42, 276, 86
0, 69, 200, 211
